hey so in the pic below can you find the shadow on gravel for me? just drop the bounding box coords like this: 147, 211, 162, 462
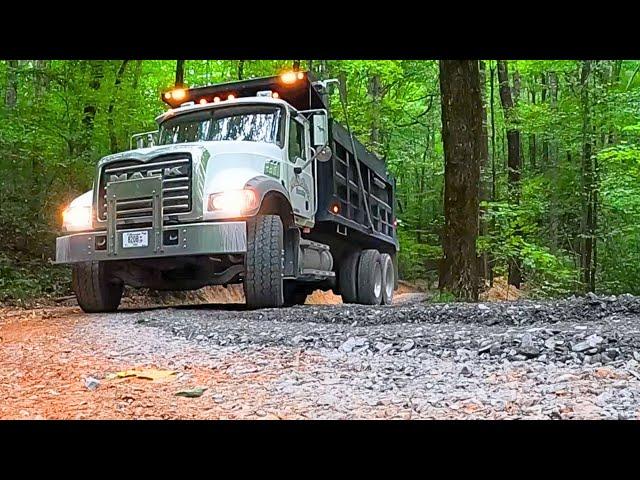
116, 303, 250, 314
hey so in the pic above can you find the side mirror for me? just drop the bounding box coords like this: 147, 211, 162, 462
312, 113, 328, 147
315, 145, 332, 163
131, 130, 159, 150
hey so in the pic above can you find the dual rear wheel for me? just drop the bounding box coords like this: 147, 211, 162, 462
339, 249, 395, 306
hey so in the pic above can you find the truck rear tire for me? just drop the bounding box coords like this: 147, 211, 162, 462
338, 250, 360, 303
380, 253, 395, 305
244, 215, 284, 309
72, 261, 123, 313
357, 249, 383, 305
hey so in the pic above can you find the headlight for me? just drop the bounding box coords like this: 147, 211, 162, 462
62, 205, 92, 232
207, 189, 258, 216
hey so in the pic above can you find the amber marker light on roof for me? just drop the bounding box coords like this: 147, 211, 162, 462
199, 98, 208, 105
331, 204, 340, 214
227, 94, 235, 100
272, 92, 279, 98
280, 71, 298, 84
171, 88, 186, 101
297, 72, 304, 80
164, 92, 172, 100
213, 96, 221, 103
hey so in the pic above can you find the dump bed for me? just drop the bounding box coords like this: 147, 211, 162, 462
314, 120, 398, 251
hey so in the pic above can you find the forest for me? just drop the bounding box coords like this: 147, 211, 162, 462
1, 59, 639, 303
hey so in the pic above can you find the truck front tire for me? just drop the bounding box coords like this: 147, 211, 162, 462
357, 249, 383, 305
244, 215, 284, 309
72, 261, 123, 313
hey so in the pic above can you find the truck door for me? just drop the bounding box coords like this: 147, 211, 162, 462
285, 114, 315, 223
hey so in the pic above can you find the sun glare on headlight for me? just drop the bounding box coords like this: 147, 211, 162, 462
63, 205, 92, 231
208, 189, 258, 216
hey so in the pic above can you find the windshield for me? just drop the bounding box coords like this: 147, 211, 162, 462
158, 105, 284, 146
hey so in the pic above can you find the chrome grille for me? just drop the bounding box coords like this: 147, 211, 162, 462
98, 155, 192, 224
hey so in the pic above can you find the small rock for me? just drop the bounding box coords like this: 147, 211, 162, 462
478, 304, 490, 311
518, 333, 540, 358
400, 339, 415, 352
84, 377, 100, 391
586, 334, 603, 347
633, 352, 640, 362
555, 373, 579, 383
175, 387, 207, 398
317, 394, 339, 406
195, 334, 206, 341
572, 341, 590, 353
340, 337, 366, 353
545, 337, 558, 350
459, 366, 472, 377
374, 342, 393, 354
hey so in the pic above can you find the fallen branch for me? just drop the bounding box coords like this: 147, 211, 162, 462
53, 295, 75, 303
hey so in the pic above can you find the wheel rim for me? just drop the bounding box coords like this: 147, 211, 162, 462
384, 258, 394, 300
373, 264, 382, 298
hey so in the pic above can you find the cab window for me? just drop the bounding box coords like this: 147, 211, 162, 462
288, 118, 305, 162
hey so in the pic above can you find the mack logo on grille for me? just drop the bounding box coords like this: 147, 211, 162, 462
109, 166, 185, 183
98, 156, 193, 224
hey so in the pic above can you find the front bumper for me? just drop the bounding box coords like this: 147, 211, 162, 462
55, 221, 247, 264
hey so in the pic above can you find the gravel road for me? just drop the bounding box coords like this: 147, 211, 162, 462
2, 292, 640, 419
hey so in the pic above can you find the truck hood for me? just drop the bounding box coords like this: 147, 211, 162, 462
97, 143, 210, 168
199, 141, 282, 195
96, 141, 283, 222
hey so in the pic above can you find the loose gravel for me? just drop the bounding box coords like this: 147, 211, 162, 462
3, 292, 640, 419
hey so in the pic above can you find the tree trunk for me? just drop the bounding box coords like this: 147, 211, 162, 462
77, 60, 104, 159
548, 71, 560, 253
33, 60, 49, 98
5, 60, 18, 108
292, 60, 301, 71
497, 60, 523, 288
237, 60, 245, 80
478, 61, 491, 283
580, 60, 597, 293
438, 60, 483, 301
175, 60, 185, 87
107, 60, 130, 153
490, 62, 497, 204
612, 60, 622, 84
512, 68, 521, 104
541, 73, 549, 168
529, 89, 536, 171
132, 60, 143, 89
368, 74, 382, 149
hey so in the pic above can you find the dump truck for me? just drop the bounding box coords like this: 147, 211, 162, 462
55, 71, 399, 312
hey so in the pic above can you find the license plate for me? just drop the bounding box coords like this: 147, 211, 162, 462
122, 231, 148, 248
